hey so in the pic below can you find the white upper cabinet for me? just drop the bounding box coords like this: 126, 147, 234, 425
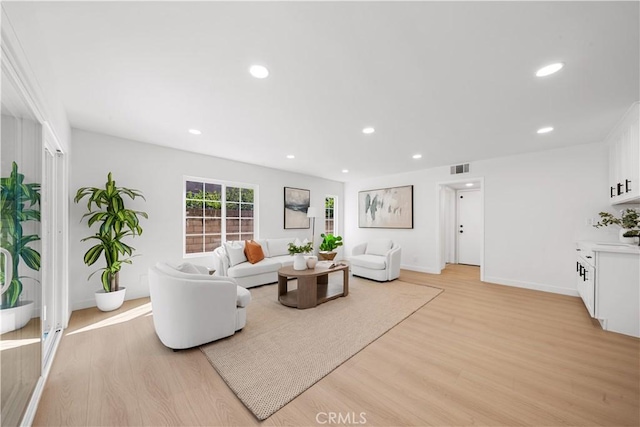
608, 102, 640, 204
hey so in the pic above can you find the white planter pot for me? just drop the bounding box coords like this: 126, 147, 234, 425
95, 287, 126, 312
293, 254, 307, 271
0, 300, 34, 334
619, 229, 637, 244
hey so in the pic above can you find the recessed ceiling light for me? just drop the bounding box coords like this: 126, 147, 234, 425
249, 65, 269, 79
465, 183, 474, 187
536, 62, 564, 77
342, 169, 349, 173
362, 127, 375, 134
537, 127, 554, 134
412, 154, 422, 159
286, 154, 295, 159
188, 129, 202, 135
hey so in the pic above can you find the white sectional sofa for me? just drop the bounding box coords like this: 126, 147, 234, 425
212, 237, 306, 288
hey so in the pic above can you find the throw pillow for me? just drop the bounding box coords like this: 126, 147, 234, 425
244, 240, 265, 264
175, 262, 201, 275
255, 239, 270, 258
224, 241, 247, 267
268, 238, 294, 257
365, 239, 393, 256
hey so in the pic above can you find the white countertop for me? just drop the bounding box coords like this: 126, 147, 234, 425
577, 241, 640, 254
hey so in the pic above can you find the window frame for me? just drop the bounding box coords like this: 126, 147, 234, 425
183, 175, 259, 258
324, 195, 338, 236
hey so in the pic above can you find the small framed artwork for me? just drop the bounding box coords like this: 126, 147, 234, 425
358, 185, 413, 229
284, 187, 310, 229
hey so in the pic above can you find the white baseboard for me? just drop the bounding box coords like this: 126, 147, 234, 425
401, 264, 441, 275
483, 276, 578, 297
71, 289, 150, 311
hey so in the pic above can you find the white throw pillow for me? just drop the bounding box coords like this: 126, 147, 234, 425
175, 262, 201, 275
268, 238, 294, 257
365, 239, 393, 256
224, 241, 247, 267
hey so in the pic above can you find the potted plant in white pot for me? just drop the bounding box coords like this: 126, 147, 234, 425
288, 241, 313, 270
75, 173, 148, 311
318, 233, 343, 260
0, 162, 41, 333
593, 208, 640, 245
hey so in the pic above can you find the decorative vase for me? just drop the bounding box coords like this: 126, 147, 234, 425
95, 287, 126, 312
306, 256, 318, 269
0, 300, 34, 334
619, 229, 637, 244
293, 254, 307, 271
318, 251, 337, 261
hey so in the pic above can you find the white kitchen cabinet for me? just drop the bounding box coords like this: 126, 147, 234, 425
576, 242, 640, 338
608, 102, 639, 204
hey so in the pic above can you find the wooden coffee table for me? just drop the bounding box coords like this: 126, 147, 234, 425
278, 264, 349, 309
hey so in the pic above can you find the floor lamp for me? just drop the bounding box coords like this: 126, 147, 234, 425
306, 207, 318, 252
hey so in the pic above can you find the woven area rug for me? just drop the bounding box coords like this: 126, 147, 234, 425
200, 276, 442, 420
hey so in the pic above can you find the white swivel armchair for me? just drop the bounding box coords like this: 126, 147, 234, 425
349, 239, 401, 282
148, 262, 251, 350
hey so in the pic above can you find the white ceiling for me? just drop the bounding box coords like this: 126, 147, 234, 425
6, 1, 639, 182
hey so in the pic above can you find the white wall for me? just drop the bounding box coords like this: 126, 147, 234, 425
2, 3, 71, 152
345, 142, 625, 296
69, 129, 343, 310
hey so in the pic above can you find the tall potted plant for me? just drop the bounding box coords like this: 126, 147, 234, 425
318, 233, 343, 260
75, 173, 147, 311
0, 162, 40, 333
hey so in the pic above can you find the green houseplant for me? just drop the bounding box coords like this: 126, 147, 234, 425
0, 162, 41, 321
288, 242, 312, 271
594, 209, 640, 245
75, 173, 147, 310
288, 242, 313, 255
318, 233, 343, 260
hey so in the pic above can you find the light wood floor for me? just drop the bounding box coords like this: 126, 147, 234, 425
34, 265, 639, 426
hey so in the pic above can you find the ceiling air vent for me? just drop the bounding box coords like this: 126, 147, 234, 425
450, 163, 470, 175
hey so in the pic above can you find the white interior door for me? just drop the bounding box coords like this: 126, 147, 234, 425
457, 189, 481, 266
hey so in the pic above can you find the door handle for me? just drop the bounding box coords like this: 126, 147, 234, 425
617, 182, 623, 196
0, 248, 13, 296
611, 186, 615, 198
626, 179, 632, 193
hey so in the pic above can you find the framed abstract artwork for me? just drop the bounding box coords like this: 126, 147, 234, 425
284, 187, 310, 229
358, 185, 413, 228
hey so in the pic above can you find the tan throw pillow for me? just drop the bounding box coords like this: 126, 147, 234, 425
244, 240, 265, 264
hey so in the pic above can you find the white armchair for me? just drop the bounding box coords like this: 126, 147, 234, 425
148, 262, 251, 350
349, 239, 401, 282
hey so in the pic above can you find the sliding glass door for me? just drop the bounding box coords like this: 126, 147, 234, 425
1, 64, 43, 426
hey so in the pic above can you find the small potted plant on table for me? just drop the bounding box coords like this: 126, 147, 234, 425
318, 233, 343, 261
288, 241, 313, 270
